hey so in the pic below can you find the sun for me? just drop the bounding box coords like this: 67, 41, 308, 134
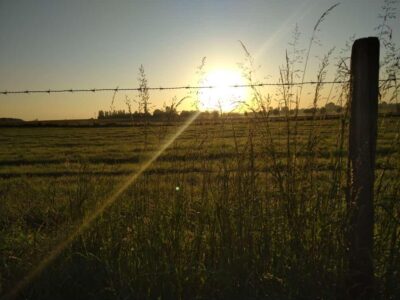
198, 69, 248, 112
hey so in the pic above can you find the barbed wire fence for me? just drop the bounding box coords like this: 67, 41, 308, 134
0, 79, 396, 95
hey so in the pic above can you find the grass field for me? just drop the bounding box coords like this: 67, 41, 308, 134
0, 115, 399, 299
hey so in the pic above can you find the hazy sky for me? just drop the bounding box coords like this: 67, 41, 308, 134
0, 0, 399, 120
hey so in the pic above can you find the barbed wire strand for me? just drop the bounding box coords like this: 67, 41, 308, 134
0, 80, 362, 95
0, 79, 396, 95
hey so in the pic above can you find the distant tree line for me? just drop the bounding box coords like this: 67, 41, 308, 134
97, 107, 221, 121
97, 102, 400, 121
378, 101, 400, 113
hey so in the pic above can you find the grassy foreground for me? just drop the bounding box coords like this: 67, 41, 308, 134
0, 116, 399, 299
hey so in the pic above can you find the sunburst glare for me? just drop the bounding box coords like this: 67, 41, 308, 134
198, 69, 249, 112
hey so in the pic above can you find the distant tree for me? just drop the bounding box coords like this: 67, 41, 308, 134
165, 105, 176, 114
325, 102, 337, 111
303, 108, 317, 114
180, 110, 197, 120
153, 109, 163, 119
98, 110, 105, 119
272, 108, 280, 116
281, 106, 289, 114
325, 102, 342, 113
199, 111, 210, 119
212, 110, 219, 119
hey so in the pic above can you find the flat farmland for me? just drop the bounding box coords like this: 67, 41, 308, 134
1, 118, 398, 177
0, 117, 399, 299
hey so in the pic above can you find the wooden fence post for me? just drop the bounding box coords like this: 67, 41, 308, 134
346, 37, 379, 299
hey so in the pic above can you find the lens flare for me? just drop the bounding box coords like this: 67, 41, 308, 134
4, 111, 201, 300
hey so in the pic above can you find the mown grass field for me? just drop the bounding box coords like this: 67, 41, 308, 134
0, 116, 399, 299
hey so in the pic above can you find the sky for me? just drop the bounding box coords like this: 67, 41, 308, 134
0, 0, 399, 120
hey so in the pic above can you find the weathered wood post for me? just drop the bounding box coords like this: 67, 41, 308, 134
346, 37, 379, 299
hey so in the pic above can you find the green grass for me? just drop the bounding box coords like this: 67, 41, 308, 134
0, 116, 399, 299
